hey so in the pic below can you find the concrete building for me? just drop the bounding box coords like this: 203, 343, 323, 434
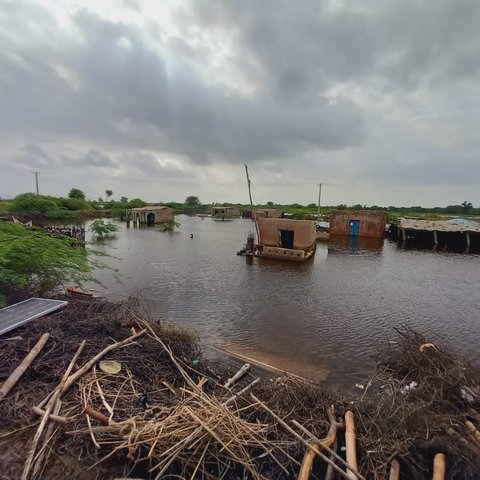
330, 210, 387, 238
126, 206, 175, 226
251, 208, 283, 221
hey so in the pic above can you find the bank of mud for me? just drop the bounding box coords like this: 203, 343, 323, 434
0, 298, 479, 479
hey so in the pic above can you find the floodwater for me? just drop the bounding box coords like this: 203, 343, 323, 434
86, 216, 480, 388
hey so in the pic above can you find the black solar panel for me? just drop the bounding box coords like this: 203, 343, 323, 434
0, 298, 68, 336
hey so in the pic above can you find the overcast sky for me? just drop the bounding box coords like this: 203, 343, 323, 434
1, 0, 479, 206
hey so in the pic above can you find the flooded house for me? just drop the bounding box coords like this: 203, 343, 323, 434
329, 210, 387, 238
126, 206, 175, 226
251, 208, 283, 221
253, 218, 317, 261
388, 217, 480, 253
212, 206, 241, 219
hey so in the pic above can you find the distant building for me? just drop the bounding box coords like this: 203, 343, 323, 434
330, 210, 387, 238
126, 206, 175, 226
251, 208, 283, 221
212, 206, 241, 218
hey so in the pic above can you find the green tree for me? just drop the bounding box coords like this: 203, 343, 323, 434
89, 219, 119, 239
307, 203, 316, 209
266, 201, 274, 207
105, 189, 113, 201
462, 201, 473, 213
120, 196, 128, 203
11, 193, 58, 214
185, 196, 200, 206
68, 188, 86, 200
0, 222, 93, 306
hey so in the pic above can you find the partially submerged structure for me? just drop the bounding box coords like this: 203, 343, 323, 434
246, 218, 317, 261
126, 206, 175, 226
388, 217, 480, 253
251, 208, 283, 221
212, 206, 241, 219
330, 210, 387, 238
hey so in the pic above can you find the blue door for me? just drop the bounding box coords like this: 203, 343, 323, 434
349, 220, 360, 236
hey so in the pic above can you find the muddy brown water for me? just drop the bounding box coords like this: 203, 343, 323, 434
85, 216, 480, 389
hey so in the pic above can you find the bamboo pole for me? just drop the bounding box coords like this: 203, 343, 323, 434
432, 453, 446, 480
0, 333, 50, 400
345, 411, 358, 480
389, 459, 400, 480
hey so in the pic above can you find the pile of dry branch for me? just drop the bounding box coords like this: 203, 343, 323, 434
0, 298, 479, 479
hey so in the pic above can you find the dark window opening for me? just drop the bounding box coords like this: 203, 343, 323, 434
280, 229, 295, 249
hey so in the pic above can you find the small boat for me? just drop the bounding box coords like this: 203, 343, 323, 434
66, 287, 94, 298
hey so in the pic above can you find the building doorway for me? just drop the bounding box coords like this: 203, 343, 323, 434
280, 229, 295, 249
147, 212, 156, 226
349, 220, 360, 236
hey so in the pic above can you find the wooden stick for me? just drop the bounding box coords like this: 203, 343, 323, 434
222, 378, 260, 406
432, 453, 446, 480
32, 406, 69, 424
23, 340, 87, 480
345, 411, 358, 480
292, 419, 365, 480
0, 333, 50, 400
223, 363, 251, 389
251, 394, 355, 480
389, 459, 400, 480
296, 404, 345, 480
83, 406, 111, 426
325, 437, 338, 480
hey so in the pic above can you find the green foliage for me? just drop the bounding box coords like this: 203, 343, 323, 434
57, 197, 91, 211
105, 189, 113, 200
185, 196, 200, 206
68, 188, 86, 200
11, 193, 58, 214
89, 219, 119, 238
266, 201, 274, 207
0, 222, 93, 306
156, 220, 181, 231
120, 196, 128, 203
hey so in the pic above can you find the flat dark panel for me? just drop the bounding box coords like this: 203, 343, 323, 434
0, 298, 68, 335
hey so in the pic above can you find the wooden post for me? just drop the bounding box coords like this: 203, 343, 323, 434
432, 453, 446, 480
345, 411, 358, 480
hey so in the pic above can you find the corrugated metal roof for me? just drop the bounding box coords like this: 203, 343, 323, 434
0, 298, 68, 336
399, 218, 480, 232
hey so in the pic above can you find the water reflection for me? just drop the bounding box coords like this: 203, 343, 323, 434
327, 234, 384, 255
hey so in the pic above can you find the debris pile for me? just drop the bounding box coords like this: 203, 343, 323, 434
0, 298, 479, 479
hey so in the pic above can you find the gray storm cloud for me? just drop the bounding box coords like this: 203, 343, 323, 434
0, 0, 479, 204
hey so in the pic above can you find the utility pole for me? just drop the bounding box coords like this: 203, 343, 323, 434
317, 182, 322, 221
32, 171, 40, 195
245, 164, 254, 206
